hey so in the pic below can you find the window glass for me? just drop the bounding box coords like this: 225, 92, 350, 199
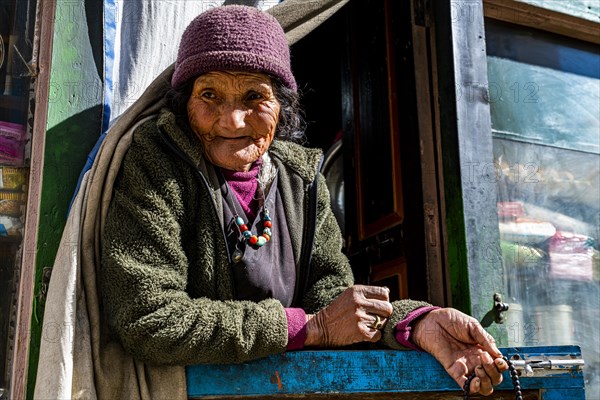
486, 19, 599, 395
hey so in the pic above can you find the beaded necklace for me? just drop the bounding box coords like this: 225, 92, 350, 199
226, 176, 273, 249
234, 209, 272, 247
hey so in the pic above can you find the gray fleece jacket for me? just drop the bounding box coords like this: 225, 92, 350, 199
100, 109, 430, 366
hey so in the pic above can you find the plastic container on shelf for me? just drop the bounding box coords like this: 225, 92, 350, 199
0, 166, 28, 190
0, 121, 27, 166
0, 200, 23, 217
0, 190, 26, 215
0, 121, 26, 141
0, 135, 24, 166
532, 305, 575, 345
497, 201, 526, 219
499, 217, 557, 245
0, 214, 22, 237
548, 231, 595, 282
500, 241, 546, 269
505, 303, 525, 347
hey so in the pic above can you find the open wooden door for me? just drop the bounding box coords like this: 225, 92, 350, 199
340, 0, 434, 303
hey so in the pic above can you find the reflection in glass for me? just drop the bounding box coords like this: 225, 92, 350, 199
486, 19, 600, 397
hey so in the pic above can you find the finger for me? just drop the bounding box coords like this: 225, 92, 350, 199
357, 310, 386, 327
447, 361, 470, 389
475, 365, 494, 395
481, 353, 503, 386
362, 299, 393, 317
495, 357, 509, 373
358, 285, 390, 301
469, 321, 502, 358
469, 376, 480, 396
358, 311, 375, 327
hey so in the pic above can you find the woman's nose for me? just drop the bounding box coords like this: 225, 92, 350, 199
219, 104, 247, 132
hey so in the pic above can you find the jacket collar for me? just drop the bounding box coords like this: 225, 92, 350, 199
157, 108, 205, 168
268, 140, 322, 183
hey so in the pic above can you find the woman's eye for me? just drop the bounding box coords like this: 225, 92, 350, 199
245, 92, 263, 101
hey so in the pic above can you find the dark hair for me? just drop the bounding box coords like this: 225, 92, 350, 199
165, 76, 306, 143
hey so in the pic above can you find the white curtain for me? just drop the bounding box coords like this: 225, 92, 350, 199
108, 0, 280, 124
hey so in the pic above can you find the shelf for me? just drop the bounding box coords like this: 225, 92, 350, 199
0, 94, 27, 112
0, 235, 22, 244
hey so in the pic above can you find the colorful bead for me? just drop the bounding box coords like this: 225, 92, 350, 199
234, 209, 274, 248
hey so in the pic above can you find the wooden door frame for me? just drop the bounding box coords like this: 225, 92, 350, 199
9, 0, 56, 398
409, 0, 451, 307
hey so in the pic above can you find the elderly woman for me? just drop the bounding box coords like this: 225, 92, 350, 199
100, 5, 507, 397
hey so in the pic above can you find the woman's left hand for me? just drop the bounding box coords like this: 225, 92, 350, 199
411, 308, 509, 396
304, 285, 393, 347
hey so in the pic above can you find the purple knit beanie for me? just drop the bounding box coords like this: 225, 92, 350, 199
171, 5, 296, 92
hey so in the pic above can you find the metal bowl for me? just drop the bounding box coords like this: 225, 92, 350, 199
0, 35, 4, 70
322, 139, 345, 234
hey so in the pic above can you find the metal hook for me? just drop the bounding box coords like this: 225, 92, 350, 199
480, 293, 510, 327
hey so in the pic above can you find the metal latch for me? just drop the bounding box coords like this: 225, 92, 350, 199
481, 293, 510, 327
507, 354, 585, 377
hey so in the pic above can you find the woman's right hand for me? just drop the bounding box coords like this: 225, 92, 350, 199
304, 285, 393, 347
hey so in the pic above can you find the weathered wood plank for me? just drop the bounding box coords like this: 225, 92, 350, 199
484, 0, 600, 45
539, 388, 587, 400
192, 390, 541, 399
186, 347, 585, 398
516, 0, 599, 23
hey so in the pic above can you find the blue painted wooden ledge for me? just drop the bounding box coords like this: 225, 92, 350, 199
186, 346, 585, 398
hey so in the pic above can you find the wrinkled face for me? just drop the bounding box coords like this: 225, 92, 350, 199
187, 71, 280, 171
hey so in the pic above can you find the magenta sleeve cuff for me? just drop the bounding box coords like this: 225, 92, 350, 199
394, 306, 440, 350
285, 308, 307, 351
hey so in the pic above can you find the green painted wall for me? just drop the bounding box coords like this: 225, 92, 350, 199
26, 0, 103, 397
